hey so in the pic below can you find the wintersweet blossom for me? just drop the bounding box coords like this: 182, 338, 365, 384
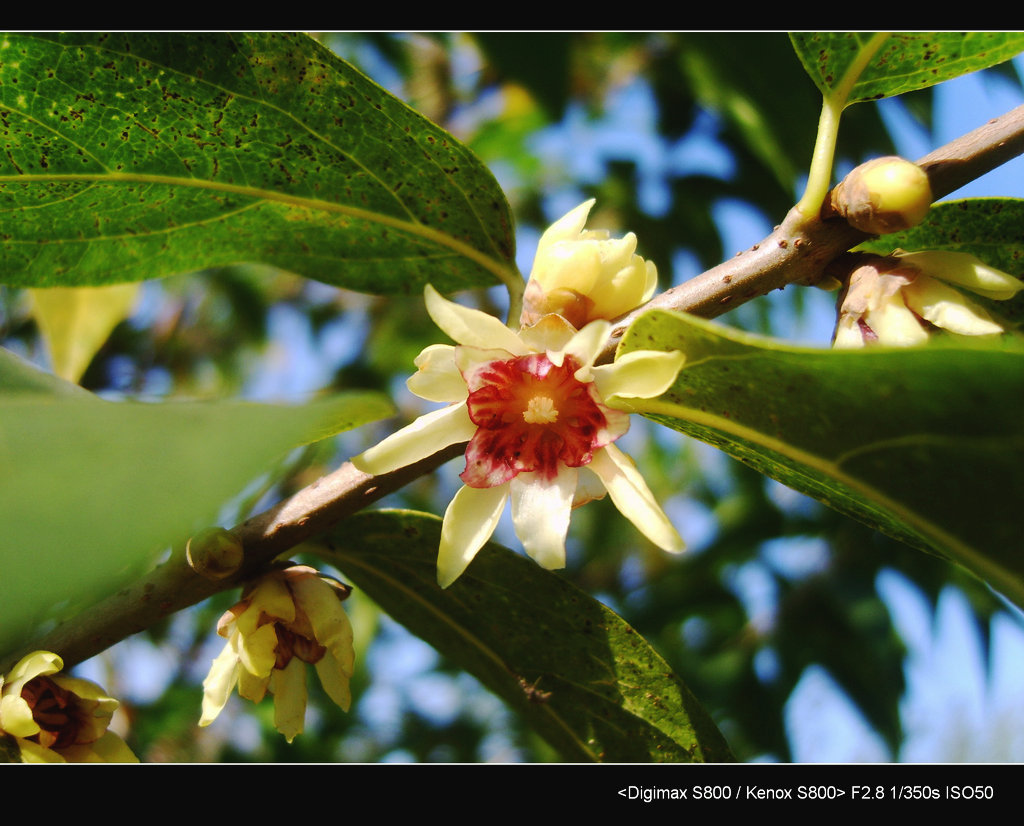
0, 650, 137, 762
520, 199, 658, 328
354, 285, 686, 588
200, 565, 355, 743
834, 251, 1024, 348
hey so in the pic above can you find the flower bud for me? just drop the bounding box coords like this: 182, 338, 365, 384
187, 527, 244, 580
520, 200, 658, 328
830, 156, 932, 235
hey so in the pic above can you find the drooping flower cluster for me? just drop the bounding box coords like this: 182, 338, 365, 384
200, 565, 355, 743
834, 250, 1024, 348
0, 650, 137, 762
355, 202, 685, 588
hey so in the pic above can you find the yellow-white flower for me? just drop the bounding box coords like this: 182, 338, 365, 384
354, 285, 685, 588
200, 565, 355, 743
0, 650, 137, 763
834, 251, 1024, 348
520, 199, 658, 329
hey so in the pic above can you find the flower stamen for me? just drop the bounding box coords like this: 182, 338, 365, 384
524, 396, 558, 424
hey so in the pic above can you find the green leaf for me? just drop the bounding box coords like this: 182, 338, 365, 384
29, 283, 140, 383
317, 509, 733, 763
790, 32, 1024, 106
0, 353, 392, 654
618, 311, 1024, 609
858, 198, 1024, 328
0, 33, 515, 294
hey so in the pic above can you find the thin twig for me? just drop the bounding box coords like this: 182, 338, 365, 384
10, 103, 1024, 674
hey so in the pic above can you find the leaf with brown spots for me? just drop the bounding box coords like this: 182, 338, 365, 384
0, 33, 516, 294
791, 32, 1024, 106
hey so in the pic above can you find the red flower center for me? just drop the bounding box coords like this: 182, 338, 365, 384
460, 352, 627, 488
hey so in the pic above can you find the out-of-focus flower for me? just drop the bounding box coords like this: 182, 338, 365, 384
354, 285, 685, 588
520, 200, 658, 329
0, 650, 137, 763
834, 251, 1024, 348
200, 565, 355, 743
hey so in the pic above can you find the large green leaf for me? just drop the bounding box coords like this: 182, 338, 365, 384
317, 509, 733, 763
618, 310, 1024, 608
0, 33, 515, 293
0, 350, 392, 654
791, 32, 1024, 106
859, 198, 1024, 330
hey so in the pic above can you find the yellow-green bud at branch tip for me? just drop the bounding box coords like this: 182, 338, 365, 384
829, 156, 933, 235
187, 527, 244, 580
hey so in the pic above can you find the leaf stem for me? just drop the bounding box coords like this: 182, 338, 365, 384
794, 33, 892, 220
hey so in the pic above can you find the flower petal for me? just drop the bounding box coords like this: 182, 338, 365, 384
587, 445, 684, 552
315, 655, 352, 713
866, 291, 930, 346
353, 402, 476, 476
437, 483, 509, 588
290, 575, 355, 677
510, 468, 576, 570
0, 651, 62, 738
555, 320, 610, 371
591, 350, 685, 405
237, 622, 279, 679
199, 641, 241, 727
270, 658, 307, 744
899, 250, 1024, 300
903, 276, 1004, 336
425, 284, 527, 353
407, 344, 468, 402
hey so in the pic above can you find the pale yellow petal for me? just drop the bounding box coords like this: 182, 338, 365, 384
60, 732, 138, 763
352, 402, 476, 476
270, 658, 307, 743
554, 319, 610, 372
425, 285, 527, 353
290, 575, 355, 676
238, 668, 270, 704
534, 199, 597, 257
866, 292, 930, 346
237, 622, 279, 679
245, 576, 296, 626
0, 651, 62, 738
315, 655, 353, 712
510, 468, 576, 570
899, 250, 1024, 300
832, 314, 866, 349
903, 276, 1004, 336
517, 313, 577, 354
591, 350, 685, 404
16, 740, 65, 763
437, 484, 509, 588
407, 344, 467, 402
587, 445, 684, 552
199, 641, 241, 726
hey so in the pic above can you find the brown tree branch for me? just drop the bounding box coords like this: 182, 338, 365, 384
9, 103, 1024, 675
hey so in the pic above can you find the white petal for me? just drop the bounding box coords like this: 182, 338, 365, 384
425, 285, 527, 353
352, 402, 476, 476
510, 468, 576, 570
587, 445, 684, 552
407, 344, 467, 402
903, 276, 1004, 336
437, 484, 509, 588
591, 349, 685, 404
